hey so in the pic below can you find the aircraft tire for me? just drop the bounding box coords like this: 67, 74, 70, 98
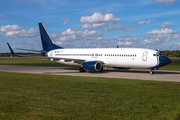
79, 67, 86, 72
150, 71, 154, 75
100, 67, 103, 71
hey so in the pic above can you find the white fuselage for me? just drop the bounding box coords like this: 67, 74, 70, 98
46, 48, 159, 68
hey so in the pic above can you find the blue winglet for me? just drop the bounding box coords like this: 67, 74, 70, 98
7, 42, 17, 56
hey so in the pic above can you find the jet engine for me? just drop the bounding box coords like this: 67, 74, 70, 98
82, 61, 102, 71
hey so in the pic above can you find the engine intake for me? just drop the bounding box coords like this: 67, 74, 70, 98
82, 61, 102, 71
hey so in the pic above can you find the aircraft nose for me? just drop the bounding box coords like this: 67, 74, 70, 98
158, 56, 171, 67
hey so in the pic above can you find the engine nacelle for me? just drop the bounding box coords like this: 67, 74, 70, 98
82, 61, 102, 71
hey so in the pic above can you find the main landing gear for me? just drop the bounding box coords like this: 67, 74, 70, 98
79, 67, 86, 72
150, 71, 154, 75
150, 68, 154, 75
100, 67, 103, 71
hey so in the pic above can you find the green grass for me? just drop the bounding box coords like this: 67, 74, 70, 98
160, 58, 180, 71
1, 72, 180, 119
0, 57, 78, 67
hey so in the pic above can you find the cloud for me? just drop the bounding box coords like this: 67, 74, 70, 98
80, 12, 121, 23
0, 14, 7, 21
146, 28, 177, 34
80, 38, 117, 48
97, 37, 103, 40
155, 0, 177, 3
104, 24, 135, 31
81, 23, 107, 29
61, 28, 103, 37
124, 38, 138, 41
120, 34, 133, 38
31, 2, 39, 7
51, 28, 103, 42
60, 18, 70, 25
118, 42, 133, 46
140, 34, 180, 46
0, 25, 23, 32
160, 43, 180, 50
161, 22, 175, 28
173, 34, 180, 39
102, 9, 113, 14
5, 28, 39, 38
1, 25, 39, 38
138, 20, 154, 24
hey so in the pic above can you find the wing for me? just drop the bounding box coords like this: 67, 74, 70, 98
49, 56, 104, 65
7, 42, 46, 57
49, 57, 85, 64
17, 48, 46, 53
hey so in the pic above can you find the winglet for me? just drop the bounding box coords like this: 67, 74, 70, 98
7, 42, 17, 56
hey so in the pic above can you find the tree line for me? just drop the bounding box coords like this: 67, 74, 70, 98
160, 50, 180, 57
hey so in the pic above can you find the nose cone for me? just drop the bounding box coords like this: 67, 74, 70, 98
158, 56, 171, 67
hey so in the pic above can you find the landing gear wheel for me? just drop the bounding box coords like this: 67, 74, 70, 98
79, 67, 86, 72
100, 67, 103, 71
150, 71, 154, 75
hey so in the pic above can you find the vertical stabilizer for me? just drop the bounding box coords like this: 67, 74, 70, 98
38, 23, 63, 51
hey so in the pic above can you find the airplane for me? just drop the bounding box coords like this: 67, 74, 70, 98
7, 23, 172, 74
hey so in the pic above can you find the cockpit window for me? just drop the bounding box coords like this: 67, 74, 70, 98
154, 52, 164, 56
159, 52, 163, 56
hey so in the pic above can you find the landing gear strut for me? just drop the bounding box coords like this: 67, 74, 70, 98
100, 67, 103, 71
79, 67, 86, 72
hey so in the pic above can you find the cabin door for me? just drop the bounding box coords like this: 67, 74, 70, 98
142, 51, 148, 61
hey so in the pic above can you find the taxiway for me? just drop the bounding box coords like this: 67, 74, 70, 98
0, 65, 180, 82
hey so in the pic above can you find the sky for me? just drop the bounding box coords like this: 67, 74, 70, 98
0, 0, 180, 53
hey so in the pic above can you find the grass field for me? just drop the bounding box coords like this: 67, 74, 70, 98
0, 57, 180, 71
1, 72, 180, 119
0, 57, 78, 67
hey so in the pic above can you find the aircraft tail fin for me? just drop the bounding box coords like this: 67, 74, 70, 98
38, 23, 63, 51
